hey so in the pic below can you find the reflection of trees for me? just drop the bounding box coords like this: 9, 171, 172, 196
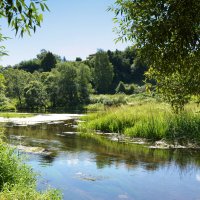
79, 134, 200, 172
39, 152, 58, 166
4, 119, 76, 144
4, 121, 200, 172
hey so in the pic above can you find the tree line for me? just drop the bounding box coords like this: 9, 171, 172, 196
0, 47, 147, 111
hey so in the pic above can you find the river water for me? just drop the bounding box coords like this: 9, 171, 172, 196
3, 116, 200, 200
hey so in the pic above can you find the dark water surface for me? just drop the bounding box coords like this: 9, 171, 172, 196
3, 118, 200, 200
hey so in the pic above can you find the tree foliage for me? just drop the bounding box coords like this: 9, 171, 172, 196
1, 47, 148, 110
3, 68, 31, 106
56, 63, 79, 106
111, 0, 200, 72
0, 0, 48, 37
0, 0, 48, 57
24, 80, 48, 109
111, 0, 200, 111
41, 51, 57, 72
93, 50, 114, 94
15, 59, 40, 73
77, 63, 92, 104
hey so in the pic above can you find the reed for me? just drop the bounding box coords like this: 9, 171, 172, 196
80, 102, 200, 145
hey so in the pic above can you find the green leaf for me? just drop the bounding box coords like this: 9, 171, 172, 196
40, 3, 44, 11
16, 0, 22, 13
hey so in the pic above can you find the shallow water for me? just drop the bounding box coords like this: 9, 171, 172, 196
3, 117, 200, 200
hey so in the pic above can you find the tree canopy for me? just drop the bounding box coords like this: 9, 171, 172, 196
111, 0, 200, 111
0, 0, 48, 36
111, 0, 200, 71
93, 50, 114, 94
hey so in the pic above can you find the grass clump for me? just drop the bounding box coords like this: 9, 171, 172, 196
0, 131, 61, 200
165, 113, 200, 145
80, 102, 200, 145
124, 114, 168, 140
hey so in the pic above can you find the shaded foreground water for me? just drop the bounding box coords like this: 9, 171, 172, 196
2, 115, 200, 200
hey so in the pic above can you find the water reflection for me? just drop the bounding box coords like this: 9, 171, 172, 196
4, 120, 200, 171
2, 119, 200, 200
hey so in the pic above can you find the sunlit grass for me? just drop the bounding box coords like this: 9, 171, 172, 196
80, 101, 200, 145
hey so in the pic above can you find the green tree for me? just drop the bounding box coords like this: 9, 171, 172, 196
0, 73, 6, 108
106, 47, 146, 92
24, 81, 48, 109
37, 49, 62, 63
56, 63, 79, 107
0, 73, 15, 111
0, 74, 6, 95
111, 0, 200, 110
131, 57, 148, 85
44, 71, 59, 107
36, 49, 48, 60
93, 50, 114, 94
76, 57, 82, 62
15, 59, 41, 73
41, 51, 57, 72
3, 68, 31, 107
77, 63, 92, 104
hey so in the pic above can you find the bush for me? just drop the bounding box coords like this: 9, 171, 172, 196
89, 94, 127, 106
115, 82, 136, 95
0, 95, 16, 112
115, 81, 126, 94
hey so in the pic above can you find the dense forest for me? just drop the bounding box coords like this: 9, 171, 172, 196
0, 47, 147, 111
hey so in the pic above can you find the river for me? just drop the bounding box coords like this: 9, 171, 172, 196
2, 114, 200, 200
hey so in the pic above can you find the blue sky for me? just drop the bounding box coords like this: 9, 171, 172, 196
0, 0, 129, 66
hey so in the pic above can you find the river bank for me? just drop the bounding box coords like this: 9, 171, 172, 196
79, 101, 200, 148
4, 119, 200, 200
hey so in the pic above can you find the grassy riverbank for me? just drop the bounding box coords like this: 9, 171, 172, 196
80, 101, 200, 145
0, 132, 61, 200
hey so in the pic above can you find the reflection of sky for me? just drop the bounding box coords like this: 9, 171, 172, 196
196, 174, 200, 182
7, 122, 200, 200
28, 151, 200, 200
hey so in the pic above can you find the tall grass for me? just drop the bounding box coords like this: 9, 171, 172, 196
86, 93, 157, 112
80, 102, 200, 145
0, 130, 61, 200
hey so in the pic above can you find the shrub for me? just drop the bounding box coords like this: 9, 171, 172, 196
115, 82, 136, 95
